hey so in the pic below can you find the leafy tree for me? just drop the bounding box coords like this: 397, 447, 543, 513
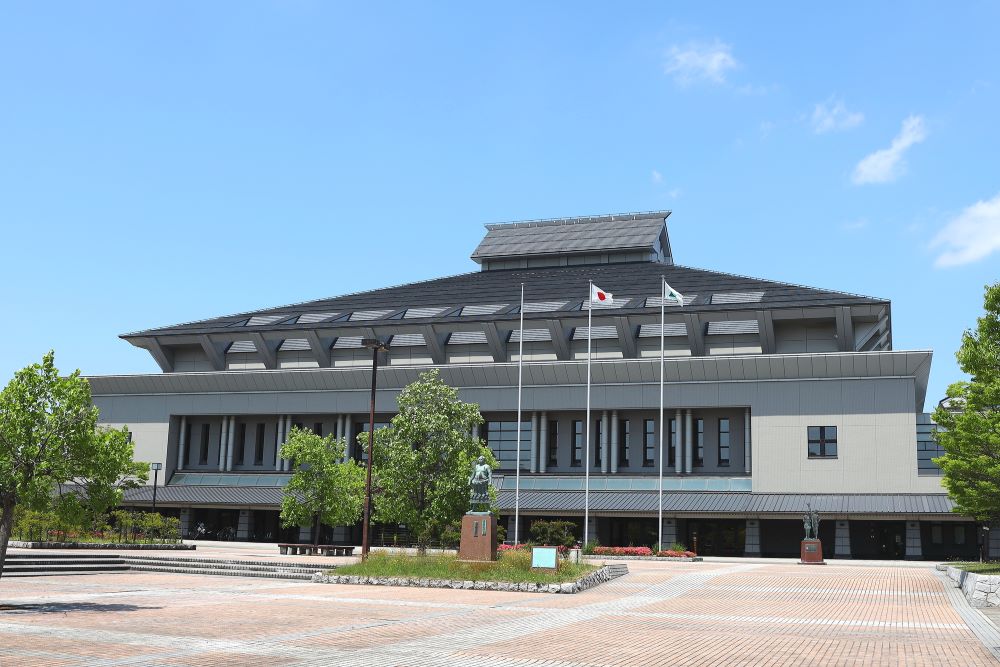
529, 519, 577, 548
70, 426, 149, 530
369, 368, 496, 553
933, 283, 1000, 521
279, 427, 365, 546
0, 352, 98, 578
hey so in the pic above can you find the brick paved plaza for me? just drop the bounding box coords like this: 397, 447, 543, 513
1, 559, 997, 666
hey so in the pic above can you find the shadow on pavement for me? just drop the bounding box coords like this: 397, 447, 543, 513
0, 602, 161, 614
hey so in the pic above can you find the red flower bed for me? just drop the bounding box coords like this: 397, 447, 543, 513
657, 549, 697, 558
591, 546, 653, 557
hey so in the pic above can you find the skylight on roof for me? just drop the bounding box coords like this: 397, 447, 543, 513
706, 320, 760, 335
448, 331, 488, 345
572, 326, 618, 340
333, 336, 364, 349
349, 309, 394, 321
403, 307, 448, 319
227, 340, 257, 353
638, 323, 688, 338
520, 301, 567, 313
391, 333, 426, 346
460, 304, 507, 316
509, 328, 552, 342
296, 312, 338, 324
246, 314, 288, 326
278, 339, 311, 351
711, 291, 765, 305
645, 294, 697, 307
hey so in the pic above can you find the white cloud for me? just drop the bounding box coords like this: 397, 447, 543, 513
664, 40, 738, 85
811, 98, 864, 134
851, 115, 927, 185
841, 218, 868, 231
931, 193, 1000, 267
651, 170, 663, 184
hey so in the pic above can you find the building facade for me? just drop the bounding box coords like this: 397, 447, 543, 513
91, 211, 977, 559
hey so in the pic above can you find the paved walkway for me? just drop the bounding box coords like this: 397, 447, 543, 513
1, 559, 996, 666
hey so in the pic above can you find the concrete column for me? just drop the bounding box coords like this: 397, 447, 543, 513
237, 509, 250, 541
218, 416, 230, 471
675, 409, 683, 474
610, 411, 619, 474
282, 416, 292, 471
274, 415, 284, 469
472, 423, 480, 441
176, 416, 188, 469
529, 413, 539, 473
661, 517, 677, 550
226, 417, 237, 472
744, 519, 761, 557
905, 521, 922, 560
600, 411, 610, 474
744, 408, 751, 475
835, 520, 851, 558
684, 410, 693, 474
179, 508, 191, 538
343, 417, 353, 460
539, 412, 548, 474
989, 522, 1000, 559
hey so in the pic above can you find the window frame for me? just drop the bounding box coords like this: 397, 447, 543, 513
572, 420, 583, 467
618, 419, 630, 467
642, 419, 655, 467
254, 423, 265, 466
548, 420, 559, 467
695, 418, 705, 466
807, 425, 838, 459
199, 424, 210, 465
718, 418, 730, 466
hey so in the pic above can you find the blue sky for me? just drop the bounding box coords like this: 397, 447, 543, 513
1, 2, 998, 409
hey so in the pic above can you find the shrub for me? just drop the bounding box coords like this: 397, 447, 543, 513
528, 520, 577, 548
657, 549, 697, 558
582, 539, 600, 555
669, 542, 688, 552
592, 546, 653, 557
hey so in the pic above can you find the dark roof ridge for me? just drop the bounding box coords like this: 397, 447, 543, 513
483, 210, 671, 230
667, 262, 886, 302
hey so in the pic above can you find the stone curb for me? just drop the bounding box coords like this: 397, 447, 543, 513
582, 554, 702, 562
946, 565, 1000, 608
9, 541, 195, 550
311, 563, 628, 594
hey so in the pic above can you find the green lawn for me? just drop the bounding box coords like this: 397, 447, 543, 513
951, 562, 1000, 575
336, 550, 595, 584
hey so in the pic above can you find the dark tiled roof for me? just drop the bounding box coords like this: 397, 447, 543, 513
124, 486, 285, 506
496, 491, 956, 515
124, 261, 885, 338
472, 212, 669, 260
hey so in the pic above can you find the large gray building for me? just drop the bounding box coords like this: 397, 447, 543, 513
91, 211, 974, 559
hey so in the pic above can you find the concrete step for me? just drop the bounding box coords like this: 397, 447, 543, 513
126, 564, 317, 581
119, 558, 325, 575
121, 555, 327, 569
2, 562, 130, 577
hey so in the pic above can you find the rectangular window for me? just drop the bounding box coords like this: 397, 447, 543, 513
718, 418, 730, 466
594, 420, 602, 467
183, 422, 192, 466
235, 423, 247, 465
313, 422, 323, 437
548, 420, 558, 467
931, 525, 943, 544
199, 424, 210, 464
807, 426, 838, 458
254, 423, 265, 466
618, 420, 630, 467
955, 526, 966, 545
572, 420, 583, 466
643, 420, 655, 467
484, 420, 531, 471
695, 418, 705, 466
668, 418, 676, 467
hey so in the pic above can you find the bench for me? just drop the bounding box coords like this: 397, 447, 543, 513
278, 543, 356, 557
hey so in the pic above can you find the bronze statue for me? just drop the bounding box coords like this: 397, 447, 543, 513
802, 503, 820, 540
468, 455, 492, 512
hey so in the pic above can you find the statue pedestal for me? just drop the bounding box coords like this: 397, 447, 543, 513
799, 539, 825, 565
458, 513, 497, 562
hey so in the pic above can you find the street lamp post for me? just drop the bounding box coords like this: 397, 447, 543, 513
150, 462, 163, 513
360, 338, 389, 560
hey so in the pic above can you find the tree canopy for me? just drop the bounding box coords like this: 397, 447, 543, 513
279, 427, 365, 545
369, 368, 496, 552
933, 282, 1000, 521
0, 352, 101, 575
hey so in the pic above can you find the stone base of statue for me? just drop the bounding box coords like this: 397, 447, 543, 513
799, 539, 825, 564
458, 513, 497, 562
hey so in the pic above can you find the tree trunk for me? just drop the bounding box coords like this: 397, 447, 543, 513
0, 493, 17, 581
313, 513, 321, 547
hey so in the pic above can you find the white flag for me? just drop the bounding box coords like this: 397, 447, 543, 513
663, 280, 685, 306
590, 284, 613, 304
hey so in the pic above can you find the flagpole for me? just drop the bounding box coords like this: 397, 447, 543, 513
514, 282, 524, 546
658, 275, 665, 552
584, 280, 592, 547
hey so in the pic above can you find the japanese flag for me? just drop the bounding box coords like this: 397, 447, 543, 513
590, 284, 613, 304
